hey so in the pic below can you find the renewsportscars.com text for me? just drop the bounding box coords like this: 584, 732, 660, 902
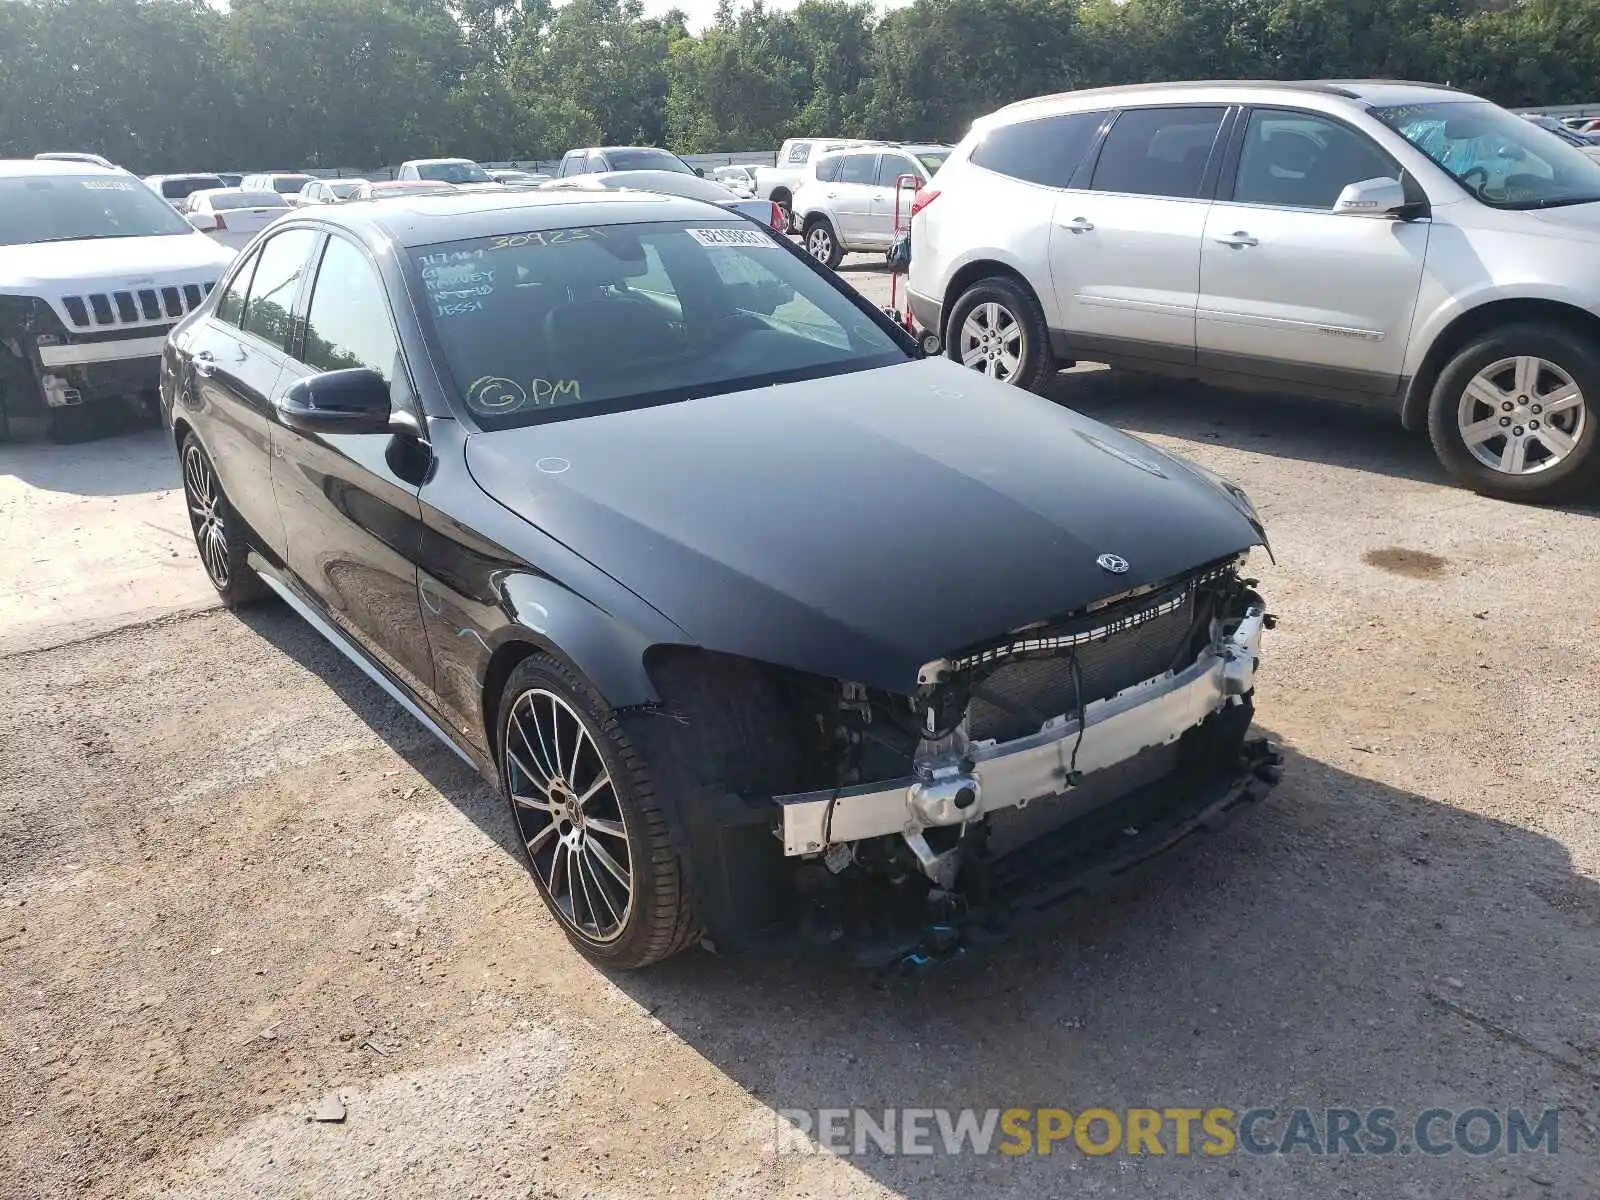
775, 1106, 1559, 1158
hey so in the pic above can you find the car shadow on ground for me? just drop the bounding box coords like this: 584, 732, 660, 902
1054, 368, 1448, 485
599, 737, 1599, 1194
1054, 368, 1600, 517
0, 421, 177, 497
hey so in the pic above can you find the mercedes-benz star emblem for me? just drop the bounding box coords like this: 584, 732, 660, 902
1097, 553, 1130, 574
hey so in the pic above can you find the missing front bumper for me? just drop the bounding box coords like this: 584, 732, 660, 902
776, 607, 1267, 857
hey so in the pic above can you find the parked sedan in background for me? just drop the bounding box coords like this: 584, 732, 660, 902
179, 188, 289, 251
240, 173, 317, 203
1520, 113, 1600, 162
486, 168, 550, 188
396, 158, 502, 190
711, 165, 757, 197
296, 179, 363, 205
160, 188, 1273, 970
144, 173, 226, 208
539, 170, 787, 231
794, 144, 950, 267
553, 146, 702, 179
349, 179, 458, 201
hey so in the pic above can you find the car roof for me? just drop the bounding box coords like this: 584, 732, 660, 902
996, 78, 1476, 120
0, 158, 125, 178
405, 158, 475, 166
288, 189, 735, 248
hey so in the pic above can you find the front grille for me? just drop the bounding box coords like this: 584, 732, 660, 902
60, 280, 217, 330
966, 581, 1202, 744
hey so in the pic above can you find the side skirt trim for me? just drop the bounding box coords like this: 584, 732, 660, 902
255, 567, 479, 770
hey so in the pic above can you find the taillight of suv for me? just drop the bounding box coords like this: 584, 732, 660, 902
910, 188, 940, 220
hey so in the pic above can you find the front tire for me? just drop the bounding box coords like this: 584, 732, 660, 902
180, 434, 266, 607
499, 654, 698, 970
803, 216, 842, 269
946, 276, 1054, 392
1428, 323, 1598, 501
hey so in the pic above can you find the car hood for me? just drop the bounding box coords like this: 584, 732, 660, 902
0, 232, 233, 292
464, 358, 1264, 692
1525, 199, 1600, 240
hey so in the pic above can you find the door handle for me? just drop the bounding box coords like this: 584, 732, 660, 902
1060, 216, 1095, 233
1216, 231, 1259, 248
826, 191, 838, 198
193, 350, 216, 378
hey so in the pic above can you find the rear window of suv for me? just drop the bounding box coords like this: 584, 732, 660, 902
971, 111, 1106, 188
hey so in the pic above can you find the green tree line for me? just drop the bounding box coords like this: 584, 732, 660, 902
0, 0, 1595, 172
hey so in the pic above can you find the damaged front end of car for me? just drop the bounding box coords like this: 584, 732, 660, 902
686, 554, 1280, 968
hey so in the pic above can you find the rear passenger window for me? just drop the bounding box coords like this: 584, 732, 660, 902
970, 110, 1107, 188
241, 228, 318, 351
837, 154, 877, 185
1090, 106, 1227, 199
815, 156, 843, 183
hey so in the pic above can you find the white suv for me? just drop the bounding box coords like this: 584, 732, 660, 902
0, 159, 233, 441
794, 144, 950, 268
909, 80, 1600, 501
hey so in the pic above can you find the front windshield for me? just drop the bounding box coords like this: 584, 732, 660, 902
0, 175, 193, 245
273, 176, 314, 193
329, 181, 361, 198
1376, 100, 1600, 209
415, 220, 906, 429
607, 148, 693, 174
419, 161, 492, 184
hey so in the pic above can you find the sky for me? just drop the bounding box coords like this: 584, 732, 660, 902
637, 0, 912, 33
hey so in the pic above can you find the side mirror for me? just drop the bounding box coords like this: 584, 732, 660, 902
694, 166, 705, 177
186, 211, 218, 232
277, 368, 395, 435
1332, 176, 1408, 217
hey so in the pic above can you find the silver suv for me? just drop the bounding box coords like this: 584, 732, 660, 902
908, 80, 1600, 501
794, 144, 951, 267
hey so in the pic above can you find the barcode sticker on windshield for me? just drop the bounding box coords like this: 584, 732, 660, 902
686, 226, 773, 249
82, 180, 136, 191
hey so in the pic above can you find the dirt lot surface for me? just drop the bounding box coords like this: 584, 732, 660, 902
3, 258, 1599, 1199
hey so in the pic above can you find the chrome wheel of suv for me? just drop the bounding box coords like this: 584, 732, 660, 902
1457, 355, 1587, 475
959, 302, 1024, 382
803, 217, 841, 268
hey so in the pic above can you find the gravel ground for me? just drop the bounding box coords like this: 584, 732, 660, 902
2, 259, 1599, 1199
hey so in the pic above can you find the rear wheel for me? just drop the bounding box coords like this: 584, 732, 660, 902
180, 434, 266, 607
803, 216, 842, 269
946, 276, 1055, 392
1428, 323, 1598, 501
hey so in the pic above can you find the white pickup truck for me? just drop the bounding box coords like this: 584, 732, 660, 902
754, 138, 888, 229
0, 159, 233, 441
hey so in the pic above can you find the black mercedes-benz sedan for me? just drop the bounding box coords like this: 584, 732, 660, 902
161, 189, 1277, 969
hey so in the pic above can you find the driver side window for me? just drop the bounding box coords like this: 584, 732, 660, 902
1233, 109, 1398, 210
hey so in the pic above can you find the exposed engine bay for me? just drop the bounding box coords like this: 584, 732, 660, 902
739, 555, 1278, 963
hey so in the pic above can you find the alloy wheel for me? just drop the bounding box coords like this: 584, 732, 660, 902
1457, 355, 1587, 475
183, 443, 230, 588
959, 301, 1024, 382
806, 226, 833, 262
504, 688, 634, 944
